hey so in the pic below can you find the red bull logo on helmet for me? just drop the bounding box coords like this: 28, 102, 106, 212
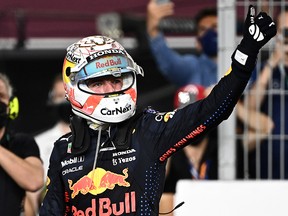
68, 168, 130, 199
95, 57, 122, 69
84, 55, 129, 75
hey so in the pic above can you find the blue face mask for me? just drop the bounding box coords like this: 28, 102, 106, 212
198, 29, 218, 57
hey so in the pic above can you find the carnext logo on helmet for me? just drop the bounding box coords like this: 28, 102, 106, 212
88, 49, 125, 61
101, 105, 132, 115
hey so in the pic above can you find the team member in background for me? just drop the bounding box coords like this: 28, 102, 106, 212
147, 0, 218, 87
36, 74, 73, 179
40, 6, 276, 215
24, 74, 72, 215
0, 73, 43, 216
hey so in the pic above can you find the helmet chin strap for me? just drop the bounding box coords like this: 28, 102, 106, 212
88, 120, 109, 130
70, 115, 91, 155
69, 107, 144, 155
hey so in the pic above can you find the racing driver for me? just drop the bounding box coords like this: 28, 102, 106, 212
40, 6, 276, 216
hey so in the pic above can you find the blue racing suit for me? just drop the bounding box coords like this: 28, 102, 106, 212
40, 63, 251, 216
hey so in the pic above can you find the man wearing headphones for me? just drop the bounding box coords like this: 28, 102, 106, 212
0, 73, 44, 216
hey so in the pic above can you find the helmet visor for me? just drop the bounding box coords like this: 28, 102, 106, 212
74, 54, 136, 80
78, 72, 134, 95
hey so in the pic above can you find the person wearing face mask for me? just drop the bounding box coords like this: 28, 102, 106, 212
146, 0, 217, 87
47, 85, 73, 125
36, 74, 73, 178
0, 72, 43, 216
24, 74, 72, 216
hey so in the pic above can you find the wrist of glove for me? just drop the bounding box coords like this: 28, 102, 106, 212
231, 5, 276, 72
231, 43, 259, 72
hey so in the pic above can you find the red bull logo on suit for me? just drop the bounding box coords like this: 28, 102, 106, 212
68, 168, 134, 215
68, 168, 130, 198
71, 191, 136, 216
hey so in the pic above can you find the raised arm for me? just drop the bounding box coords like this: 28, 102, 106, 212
200, 5, 277, 129
157, 5, 276, 159
146, 0, 174, 39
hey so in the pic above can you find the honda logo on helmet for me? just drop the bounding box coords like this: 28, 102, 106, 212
88, 49, 125, 61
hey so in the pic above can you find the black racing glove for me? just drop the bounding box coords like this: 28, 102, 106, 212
232, 5, 277, 72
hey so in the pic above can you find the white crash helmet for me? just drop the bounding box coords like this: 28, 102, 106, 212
62, 35, 144, 124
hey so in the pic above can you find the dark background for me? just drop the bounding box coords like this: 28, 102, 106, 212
0, 0, 216, 38
0, 0, 216, 135
0, 0, 218, 135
